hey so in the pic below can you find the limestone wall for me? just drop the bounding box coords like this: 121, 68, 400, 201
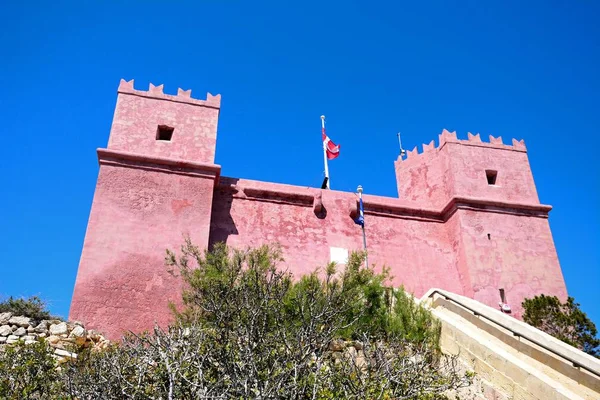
0, 312, 110, 364
421, 289, 600, 400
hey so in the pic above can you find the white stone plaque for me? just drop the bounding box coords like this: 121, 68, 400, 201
329, 247, 349, 264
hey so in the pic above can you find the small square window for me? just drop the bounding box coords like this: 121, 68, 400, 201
156, 125, 174, 141
486, 170, 497, 185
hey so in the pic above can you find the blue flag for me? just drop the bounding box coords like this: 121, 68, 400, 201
354, 198, 364, 226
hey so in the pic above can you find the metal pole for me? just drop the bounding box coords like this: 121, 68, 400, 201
321, 115, 330, 189
357, 185, 368, 267
362, 225, 368, 267
397, 132, 406, 160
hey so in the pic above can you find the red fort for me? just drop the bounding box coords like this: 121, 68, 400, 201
70, 80, 568, 339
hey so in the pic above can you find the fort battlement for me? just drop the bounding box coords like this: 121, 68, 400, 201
394, 128, 539, 210
70, 79, 568, 339
400, 129, 527, 164
117, 79, 221, 108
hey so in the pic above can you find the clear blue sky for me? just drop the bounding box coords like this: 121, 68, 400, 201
1, 2, 598, 326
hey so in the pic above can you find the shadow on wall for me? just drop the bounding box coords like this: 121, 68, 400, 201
209, 177, 239, 249
313, 190, 327, 220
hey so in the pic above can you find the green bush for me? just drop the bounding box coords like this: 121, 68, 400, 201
0, 340, 64, 399
170, 243, 440, 348
523, 294, 599, 357
0, 296, 56, 321
0, 242, 470, 399
160, 240, 466, 398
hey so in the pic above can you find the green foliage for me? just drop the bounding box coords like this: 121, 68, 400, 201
0, 296, 56, 321
169, 242, 440, 348
388, 286, 441, 346
522, 294, 599, 357
0, 340, 64, 399
162, 240, 464, 398
0, 242, 468, 399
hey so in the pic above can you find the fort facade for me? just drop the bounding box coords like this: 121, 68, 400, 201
70, 80, 567, 339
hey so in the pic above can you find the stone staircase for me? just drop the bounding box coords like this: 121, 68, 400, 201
420, 289, 600, 400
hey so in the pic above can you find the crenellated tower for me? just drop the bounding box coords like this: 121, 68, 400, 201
107, 79, 221, 163
394, 130, 567, 315
70, 80, 222, 336
395, 129, 535, 208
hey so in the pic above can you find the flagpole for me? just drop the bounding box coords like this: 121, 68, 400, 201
321, 115, 330, 189
397, 132, 406, 159
357, 185, 368, 267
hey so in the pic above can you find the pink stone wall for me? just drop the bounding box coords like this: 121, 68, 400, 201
70, 156, 218, 339
445, 140, 539, 204
70, 80, 568, 339
456, 210, 567, 318
395, 139, 452, 209
210, 177, 463, 297
209, 176, 564, 319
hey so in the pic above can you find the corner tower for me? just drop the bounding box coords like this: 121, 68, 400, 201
70, 80, 221, 338
394, 130, 567, 317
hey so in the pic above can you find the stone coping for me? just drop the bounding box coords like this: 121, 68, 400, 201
97, 148, 221, 181
95, 150, 553, 221
218, 177, 553, 221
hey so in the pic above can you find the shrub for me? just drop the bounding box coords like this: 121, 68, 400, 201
0, 242, 471, 399
159, 240, 468, 398
0, 296, 56, 321
0, 340, 64, 399
523, 294, 599, 357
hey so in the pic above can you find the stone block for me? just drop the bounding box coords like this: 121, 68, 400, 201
0, 312, 12, 324
34, 320, 48, 333
0, 325, 12, 336
13, 327, 26, 336
329, 339, 345, 352
69, 325, 85, 338
47, 335, 60, 344
8, 316, 30, 327
54, 348, 77, 360
49, 322, 68, 336
346, 346, 357, 358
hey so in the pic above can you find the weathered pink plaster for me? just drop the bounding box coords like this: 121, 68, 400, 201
70, 80, 568, 339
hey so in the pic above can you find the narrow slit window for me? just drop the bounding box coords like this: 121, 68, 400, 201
486, 170, 498, 185
156, 125, 174, 141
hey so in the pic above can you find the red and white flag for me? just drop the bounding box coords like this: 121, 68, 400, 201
322, 129, 340, 160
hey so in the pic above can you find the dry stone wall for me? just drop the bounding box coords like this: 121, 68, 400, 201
0, 311, 110, 363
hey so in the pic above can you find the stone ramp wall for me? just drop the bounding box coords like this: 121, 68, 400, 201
421, 289, 600, 400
